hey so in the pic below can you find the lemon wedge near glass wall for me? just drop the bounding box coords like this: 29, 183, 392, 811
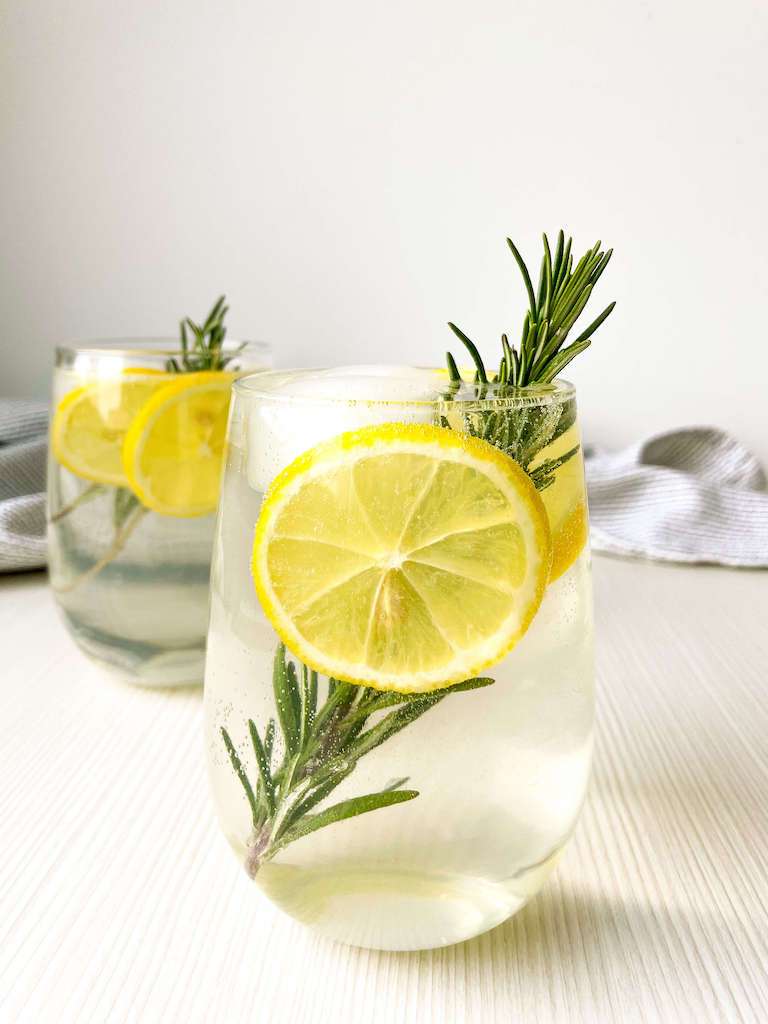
122, 372, 234, 517
252, 422, 552, 693
529, 423, 588, 582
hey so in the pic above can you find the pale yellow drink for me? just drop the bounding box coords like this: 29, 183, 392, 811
204, 367, 593, 950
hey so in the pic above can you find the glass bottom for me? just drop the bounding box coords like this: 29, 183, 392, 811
255, 845, 565, 951
61, 615, 205, 687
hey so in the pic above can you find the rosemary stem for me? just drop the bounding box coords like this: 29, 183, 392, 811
51, 503, 147, 594
49, 482, 107, 523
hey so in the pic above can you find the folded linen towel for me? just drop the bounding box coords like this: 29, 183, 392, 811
584, 427, 768, 568
0, 400, 49, 572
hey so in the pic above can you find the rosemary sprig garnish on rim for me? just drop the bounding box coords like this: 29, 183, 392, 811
443, 231, 616, 488
167, 294, 244, 373
446, 231, 615, 388
221, 643, 494, 876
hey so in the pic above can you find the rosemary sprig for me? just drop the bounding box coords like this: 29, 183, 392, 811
221, 643, 494, 877
446, 231, 615, 388
49, 481, 108, 523
443, 231, 616, 486
51, 494, 146, 594
167, 294, 243, 373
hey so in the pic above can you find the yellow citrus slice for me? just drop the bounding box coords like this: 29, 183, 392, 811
51, 373, 171, 486
122, 372, 234, 517
529, 423, 589, 582
252, 423, 552, 692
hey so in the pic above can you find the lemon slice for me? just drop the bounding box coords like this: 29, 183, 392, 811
122, 372, 235, 517
51, 374, 170, 486
253, 423, 552, 692
530, 424, 589, 582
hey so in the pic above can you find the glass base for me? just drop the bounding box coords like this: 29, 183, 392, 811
63, 617, 205, 687
255, 846, 564, 951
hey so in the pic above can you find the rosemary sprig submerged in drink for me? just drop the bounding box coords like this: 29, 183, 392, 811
221, 643, 494, 876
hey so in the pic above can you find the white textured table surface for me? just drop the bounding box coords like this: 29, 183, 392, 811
1, 556, 766, 1024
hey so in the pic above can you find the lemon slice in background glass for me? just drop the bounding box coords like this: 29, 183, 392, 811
122, 372, 234, 517
51, 372, 170, 486
529, 423, 588, 582
252, 423, 552, 693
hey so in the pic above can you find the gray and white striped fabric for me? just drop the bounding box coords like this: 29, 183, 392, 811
0, 399, 766, 572
0, 400, 48, 572
585, 427, 768, 567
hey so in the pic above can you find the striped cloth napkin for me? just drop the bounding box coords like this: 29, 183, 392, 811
0, 400, 48, 572
0, 400, 766, 571
585, 427, 768, 567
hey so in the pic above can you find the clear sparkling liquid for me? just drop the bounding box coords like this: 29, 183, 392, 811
204, 442, 594, 950
48, 477, 215, 685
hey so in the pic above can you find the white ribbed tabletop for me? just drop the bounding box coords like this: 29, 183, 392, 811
1, 556, 766, 1023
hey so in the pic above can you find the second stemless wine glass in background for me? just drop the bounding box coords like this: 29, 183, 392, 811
47, 336, 271, 686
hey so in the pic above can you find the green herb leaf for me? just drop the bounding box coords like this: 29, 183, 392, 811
447, 323, 487, 383
248, 719, 276, 815
167, 295, 242, 373
221, 727, 260, 830
276, 789, 420, 850
507, 237, 538, 319
273, 644, 301, 755
529, 445, 581, 492
264, 719, 275, 766
113, 487, 142, 530
49, 481, 107, 524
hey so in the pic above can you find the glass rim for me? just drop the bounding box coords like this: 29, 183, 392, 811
232, 367, 575, 408
55, 337, 270, 360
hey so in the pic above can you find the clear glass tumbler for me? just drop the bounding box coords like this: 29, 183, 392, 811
47, 338, 271, 686
205, 366, 593, 950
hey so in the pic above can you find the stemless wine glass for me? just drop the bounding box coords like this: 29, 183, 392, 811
205, 366, 593, 951
47, 338, 271, 686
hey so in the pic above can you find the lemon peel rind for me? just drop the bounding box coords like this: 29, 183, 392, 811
252, 422, 552, 693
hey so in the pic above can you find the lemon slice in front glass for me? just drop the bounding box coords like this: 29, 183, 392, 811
122, 371, 235, 517
252, 423, 552, 693
51, 373, 170, 487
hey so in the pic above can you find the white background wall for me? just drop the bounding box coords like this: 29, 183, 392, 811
2, 0, 767, 458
